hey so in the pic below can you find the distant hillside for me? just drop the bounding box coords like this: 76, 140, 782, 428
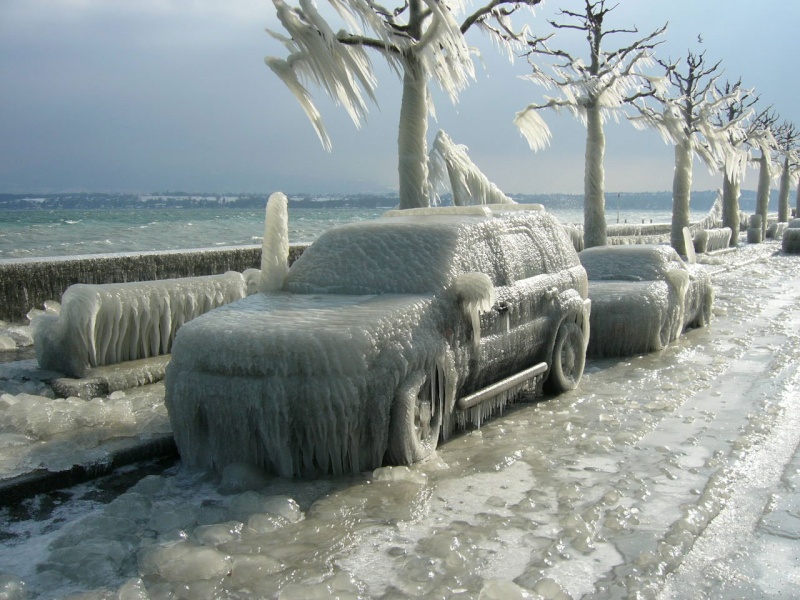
0, 189, 781, 211
512, 190, 779, 213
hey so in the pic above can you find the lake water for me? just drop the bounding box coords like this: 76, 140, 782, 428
0, 206, 708, 261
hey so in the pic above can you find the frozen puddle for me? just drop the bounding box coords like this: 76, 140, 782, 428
2, 242, 800, 598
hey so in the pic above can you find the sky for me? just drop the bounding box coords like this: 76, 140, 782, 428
1, 0, 798, 196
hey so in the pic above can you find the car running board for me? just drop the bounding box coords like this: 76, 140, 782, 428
456, 362, 548, 411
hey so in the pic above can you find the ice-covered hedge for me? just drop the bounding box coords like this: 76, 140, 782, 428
34, 271, 257, 377
767, 222, 788, 239
782, 222, 800, 254
693, 228, 732, 253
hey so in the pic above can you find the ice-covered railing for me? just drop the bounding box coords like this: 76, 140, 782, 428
34, 271, 257, 377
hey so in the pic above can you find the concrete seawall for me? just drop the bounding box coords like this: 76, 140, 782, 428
0, 244, 308, 323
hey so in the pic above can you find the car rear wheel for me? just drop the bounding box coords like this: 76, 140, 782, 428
387, 368, 443, 465
545, 321, 586, 394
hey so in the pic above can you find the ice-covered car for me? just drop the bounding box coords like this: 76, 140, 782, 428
165, 205, 590, 476
579, 245, 714, 358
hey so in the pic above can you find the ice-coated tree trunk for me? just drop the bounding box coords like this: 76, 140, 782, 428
778, 156, 791, 222
722, 169, 740, 246
397, 56, 429, 209
755, 151, 771, 237
796, 179, 800, 220
671, 138, 693, 256
583, 104, 607, 248
397, 0, 429, 211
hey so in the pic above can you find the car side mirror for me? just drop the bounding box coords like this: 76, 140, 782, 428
665, 268, 690, 299
451, 272, 496, 347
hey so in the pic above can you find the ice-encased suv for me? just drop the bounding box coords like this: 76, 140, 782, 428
165, 205, 590, 477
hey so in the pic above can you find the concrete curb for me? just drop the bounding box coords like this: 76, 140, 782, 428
0, 434, 178, 506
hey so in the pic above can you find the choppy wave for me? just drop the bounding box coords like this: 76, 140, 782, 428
0, 206, 700, 260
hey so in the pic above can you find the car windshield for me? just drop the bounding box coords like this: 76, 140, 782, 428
284, 219, 472, 295
581, 246, 684, 282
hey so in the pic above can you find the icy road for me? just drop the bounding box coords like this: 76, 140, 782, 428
1, 241, 799, 599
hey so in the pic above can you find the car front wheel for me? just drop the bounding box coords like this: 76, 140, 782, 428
545, 320, 586, 394
387, 369, 443, 465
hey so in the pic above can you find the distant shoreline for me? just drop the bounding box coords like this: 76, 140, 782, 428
0, 190, 781, 213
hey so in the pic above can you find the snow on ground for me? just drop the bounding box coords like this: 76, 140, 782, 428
1, 241, 799, 599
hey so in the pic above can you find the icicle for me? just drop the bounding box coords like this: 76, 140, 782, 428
513, 107, 552, 152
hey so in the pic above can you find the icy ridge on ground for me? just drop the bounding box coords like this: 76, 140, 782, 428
33, 272, 252, 378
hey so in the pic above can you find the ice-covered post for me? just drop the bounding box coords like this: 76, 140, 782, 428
260, 192, 290, 293
265, 0, 543, 210
515, 0, 665, 248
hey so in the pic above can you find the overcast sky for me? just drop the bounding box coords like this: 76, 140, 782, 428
1, 0, 797, 196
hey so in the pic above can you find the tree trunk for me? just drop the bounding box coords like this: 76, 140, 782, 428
583, 104, 606, 248
778, 155, 791, 223
397, 55, 429, 209
796, 179, 800, 220
755, 151, 771, 238
722, 168, 740, 246
671, 138, 692, 256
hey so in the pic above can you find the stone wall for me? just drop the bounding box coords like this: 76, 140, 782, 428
0, 244, 308, 323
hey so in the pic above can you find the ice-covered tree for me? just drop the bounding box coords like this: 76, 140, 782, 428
631, 52, 738, 256
514, 0, 665, 248
265, 0, 542, 209
712, 80, 759, 246
747, 109, 778, 239
775, 122, 800, 222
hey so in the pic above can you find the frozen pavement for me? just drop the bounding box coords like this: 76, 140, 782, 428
0, 358, 173, 493
1, 240, 799, 598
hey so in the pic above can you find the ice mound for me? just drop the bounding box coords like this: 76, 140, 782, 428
33, 272, 252, 377
166, 207, 588, 476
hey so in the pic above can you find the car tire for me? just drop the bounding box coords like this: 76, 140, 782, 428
387, 369, 443, 465
545, 321, 586, 394
694, 300, 712, 328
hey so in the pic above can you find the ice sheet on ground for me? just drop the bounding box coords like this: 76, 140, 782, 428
0, 380, 170, 480
3, 242, 799, 599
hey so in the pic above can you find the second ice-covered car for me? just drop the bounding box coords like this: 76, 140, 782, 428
165, 205, 590, 476
579, 245, 714, 358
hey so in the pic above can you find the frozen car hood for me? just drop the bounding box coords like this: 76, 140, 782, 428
168, 291, 435, 377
